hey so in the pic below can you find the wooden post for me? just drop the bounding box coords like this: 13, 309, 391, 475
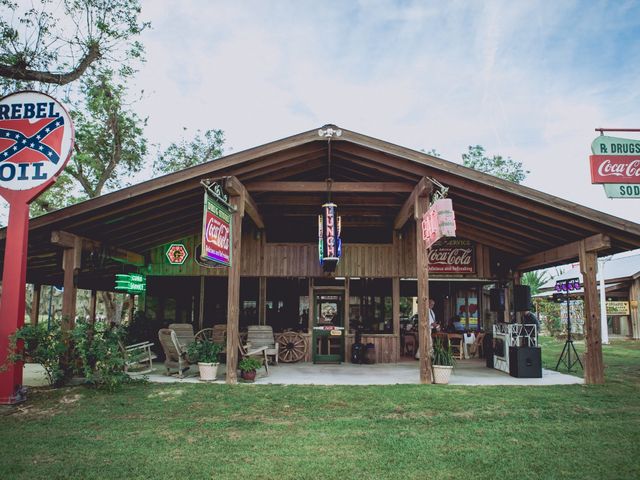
61, 236, 81, 330
198, 276, 205, 331
579, 241, 605, 384
89, 290, 97, 325
308, 278, 314, 334
128, 294, 135, 323
630, 278, 640, 340
259, 276, 267, 325
392, 277, 400, 363
416, 195, 432, 384
31, 284, 41, 325
226, 194, 244, 384
344, 277, 350, 335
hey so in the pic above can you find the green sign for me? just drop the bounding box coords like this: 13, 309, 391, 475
603, 184, 640, 198
592, 135, 640, 198
115, 273, 146, 294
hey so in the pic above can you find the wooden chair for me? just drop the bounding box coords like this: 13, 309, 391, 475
402, 333, 416, 356
158, 328, 193, 378
168, 323, 196, 349
447, 333, 465, 360
247, 325, 279, 365
239, 335, 269, 376
122, 341, 157, 374
471, 332, 485, 358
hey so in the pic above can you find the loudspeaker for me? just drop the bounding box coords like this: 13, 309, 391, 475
514, 285, 532, 312
490, 288, 506, 311
509, 346, 542, 378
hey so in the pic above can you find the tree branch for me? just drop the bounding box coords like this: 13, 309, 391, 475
0, 43, 101, 86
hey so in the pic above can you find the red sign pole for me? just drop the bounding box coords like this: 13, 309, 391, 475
0, 91, 74, 404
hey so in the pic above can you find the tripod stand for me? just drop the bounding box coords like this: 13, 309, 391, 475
555, 294, 584, 372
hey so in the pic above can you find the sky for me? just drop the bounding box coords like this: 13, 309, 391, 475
4, 0, 640, 225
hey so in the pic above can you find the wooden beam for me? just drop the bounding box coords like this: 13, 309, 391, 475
394, 177, 431, 230
579, 241, 605, 384
61, 236, 81, 330
516, 234, 611, 271
198, 277, 205, 331
225, 195, 243, 385
392, 277, 400, 362
51, 230, 145, 267
31, 284, 41, 325
89, 290, 97, 325
258, 276, 267, 325
224, 176, 264, 229
246, 181, 413, 193
415, 188, 432, 384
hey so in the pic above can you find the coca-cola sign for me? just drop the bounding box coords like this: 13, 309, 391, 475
428, 239, 474, 273
590, 155, 640, 184
201, 191, 232, 266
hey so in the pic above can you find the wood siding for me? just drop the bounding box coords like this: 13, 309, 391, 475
147, 230, 495, 279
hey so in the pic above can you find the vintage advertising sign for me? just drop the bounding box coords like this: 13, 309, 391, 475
115, 273, 147, 294
0, 91, 74, 191
201, 190, 232, 266
606, 301, 630, 316
318, 202, 342, 272
422, 198, 456, 250
166, 243, 189, 265
0, 91, 74, 405
590, 136, 640, 194
427, 239, 474, 273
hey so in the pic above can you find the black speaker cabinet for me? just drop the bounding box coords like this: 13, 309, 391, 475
514, 285, 532, 312
509, 346, 542, 378
484, 333, 494, 368
490, 288, 506, 311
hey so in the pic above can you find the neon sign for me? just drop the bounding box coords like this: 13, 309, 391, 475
318, 202, 342, 272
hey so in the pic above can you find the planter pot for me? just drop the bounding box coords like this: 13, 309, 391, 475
241, 369, 257, 382
432, 365, 453, 384
197, 362, 219, 381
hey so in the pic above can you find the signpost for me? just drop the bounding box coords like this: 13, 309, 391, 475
590, 134, 640, 197
0, 91, 74, 404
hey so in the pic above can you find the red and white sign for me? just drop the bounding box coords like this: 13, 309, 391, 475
428, 239, 475, 273
422, 198, 456, 249
0, 91, 74, 191
590, 155, 640, 184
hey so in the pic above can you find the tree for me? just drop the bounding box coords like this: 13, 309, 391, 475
462, 145, 529, 184
31, 68, 148, 215
521, 270, 550, 296
154, 128, 225, 175
0, 0, 148, 91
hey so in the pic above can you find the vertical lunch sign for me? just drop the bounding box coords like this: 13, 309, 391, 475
201, 182, 232, 266
0, 91, 74, 404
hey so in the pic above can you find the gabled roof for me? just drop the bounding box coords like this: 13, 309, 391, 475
540, 252, 640, 289
3, 124, 640, 284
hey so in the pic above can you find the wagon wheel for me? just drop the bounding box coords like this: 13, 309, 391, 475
195, 328, 214, 342
277, 332, 307, 363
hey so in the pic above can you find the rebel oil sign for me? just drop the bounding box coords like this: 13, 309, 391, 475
0, 91, 74, 190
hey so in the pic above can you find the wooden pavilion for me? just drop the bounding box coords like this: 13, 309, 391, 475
3, 124, 640, 385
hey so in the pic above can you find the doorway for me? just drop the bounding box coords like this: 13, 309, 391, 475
312, 291, 345, 363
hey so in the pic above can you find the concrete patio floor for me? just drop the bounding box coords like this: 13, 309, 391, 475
23, 359, 583, 387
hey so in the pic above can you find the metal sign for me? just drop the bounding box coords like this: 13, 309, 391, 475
422, 198, 456, 250
590, 135, 640, 195
166, 243, 189, 265
606, 301, 630, 316
115, 273, 147, 294
427, 238, 474, 273
201, 189, 232, 266
318, 202, 342, 272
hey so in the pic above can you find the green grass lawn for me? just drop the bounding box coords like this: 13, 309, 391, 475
2, 337, 640, 480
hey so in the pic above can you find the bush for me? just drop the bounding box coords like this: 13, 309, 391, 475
8, 323, 66, 386
72, 319, 129, 390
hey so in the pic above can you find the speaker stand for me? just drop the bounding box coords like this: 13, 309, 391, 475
555, 294, 584, 372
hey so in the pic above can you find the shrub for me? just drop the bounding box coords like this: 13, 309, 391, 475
187, 340, 223, 364
8, 323, 66, 386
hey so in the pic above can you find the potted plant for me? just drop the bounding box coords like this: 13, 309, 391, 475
431, 338, 455, 384
238, 357, 262, 382
187, 339, 223, 381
